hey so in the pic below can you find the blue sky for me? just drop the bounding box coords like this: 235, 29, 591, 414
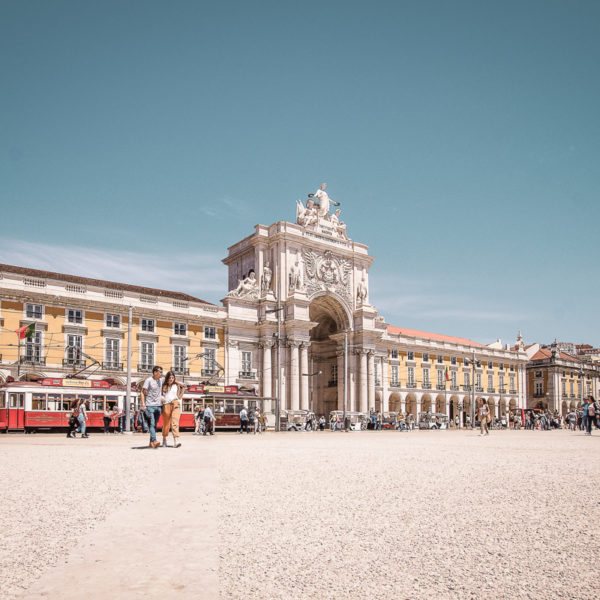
1, 0, 599, 347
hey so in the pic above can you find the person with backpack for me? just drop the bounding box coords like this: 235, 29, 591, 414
239, 407, 249, 434
76, 398, 89, 438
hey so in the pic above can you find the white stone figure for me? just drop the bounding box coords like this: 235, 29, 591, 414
313, 182, 332, 219
230, 271, 258, 298
357, 274, 368, 305
261, 262, 272, 293
289, 259, 302, 292
330, 209, 348, 240
296, 197, 318, 227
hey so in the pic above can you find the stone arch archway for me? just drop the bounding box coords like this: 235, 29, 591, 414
405, 394, 417, 418
389, 392, 402, 413
19, 372, 46, 382
308, 293, 353, 417
421, 394, 432, 413
435, 394, 446, 413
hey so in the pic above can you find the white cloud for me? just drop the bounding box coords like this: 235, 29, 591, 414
0, 240, 226, 302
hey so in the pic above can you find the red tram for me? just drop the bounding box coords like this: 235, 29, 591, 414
0, 379, 269, 433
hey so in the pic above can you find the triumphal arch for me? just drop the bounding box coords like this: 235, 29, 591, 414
222, 183, 385, 417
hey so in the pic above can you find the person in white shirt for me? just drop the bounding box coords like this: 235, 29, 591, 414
203, 405, 215, 435
161, 371, 184, 448
141, 366, 164, 448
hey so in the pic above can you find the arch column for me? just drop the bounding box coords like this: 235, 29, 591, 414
289, 340, 300, 411
357, 349, 368, 413
367, 351, 375, 413
336, 349, 345, 411
260, 340, 274, 414
300, 342, 309, 411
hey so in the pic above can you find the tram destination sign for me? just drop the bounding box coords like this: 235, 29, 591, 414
186, 384, 239, 394
41, 378, 111, 389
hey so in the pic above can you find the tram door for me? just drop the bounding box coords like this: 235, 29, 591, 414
8, 393, 25, 430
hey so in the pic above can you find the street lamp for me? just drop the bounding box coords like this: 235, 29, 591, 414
266, 306, 284, 432
302, 371, 322, 414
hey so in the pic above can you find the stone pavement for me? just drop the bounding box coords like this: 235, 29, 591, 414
19, 439, 219, 600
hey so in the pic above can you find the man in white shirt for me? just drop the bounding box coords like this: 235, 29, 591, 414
203, 405, 215, 436
141, 366, 164, 448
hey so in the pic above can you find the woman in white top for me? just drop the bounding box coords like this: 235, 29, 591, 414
161, 371, 184, 448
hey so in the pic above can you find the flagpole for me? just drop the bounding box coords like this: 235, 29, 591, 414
17, 334, 21, 380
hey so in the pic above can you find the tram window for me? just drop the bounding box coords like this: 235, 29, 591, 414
0, 393, 5, 408
225, 400, 235, 413
106, 395, 118, 410
32, 393, 46, 410
9, 394, 24, 408
91, 396, 105, 411
182, 399, 193, 412
248, 400, 257, 410
63, 394, 76, 410
47, 394, 61, 411
234, 400, 244, 413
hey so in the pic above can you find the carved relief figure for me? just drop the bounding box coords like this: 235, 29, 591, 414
261, 261, 272, 293
296, 197, 318, 227
229, 271, 259, 299
330, 209, 348, 240
313, 182, 332, 218
357, 274, 368, 305
304, 249, 352, 301
289, 258, 302, 292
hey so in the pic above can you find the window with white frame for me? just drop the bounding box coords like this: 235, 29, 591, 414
487, 374, 494, 390
67, 309, 83, 324
241, 351, 252, 373
499, 374, 505, 391
562, 380, 566, 395
535, 381, 544, 396
203, 348, 216, 372
577, 381, 581, 397
437, 355, 443, 364
331, 363, 338, 386
422, 353, 429, 363
105, 338, 120, 366
476, 373, 482, 389
26, 303, 43, 319
499, 363, 504, 371
437, 369, 443, 386
25, 331, 42, 362
141, 342, 154, 368
450, 356, 457, 365
488, 361, 493, 369
204, 326, 216, 340
407, 351, 414, 361
464, 372, 470, 388
451, 370, 457, 387
510, 375, 515, 392
391, 365, 399, 386
66, 334, 82, 363
407, 366, 415, 386
464, 358, 470, 367
422, 368, 430, 386
106, 314, 120, 328
390, 349, 398, 359
374, 362, 380, 386
569, 380, 574, 396
174, 322, 187, 336
173, 345, 186, 370
141, 318, 154, 332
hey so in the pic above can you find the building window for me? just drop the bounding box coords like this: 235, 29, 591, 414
26, 304, 43, 319
105, 338, 120, 367
437, 355, 443, 364
464, 358, 470, 367
141, 342, 154, 368
476, 373, 482, 389
407, 351, 414, 361
510, 364, 515, 372
203, 348, 216, 372
241, 351, 252, 373
487, 374, 494, 391
141, 319, 154, 332
422, 368, 430, 386
330, 364, 338, 386
534, 370, 542, 378
464, 372, 470, 388
499, 363, 504, 371
450, 356, 457, 365
174, 322, 187, 336
173, 345, 187, 370
509, 375, 515, 392
374, 362, 380, 386
66, 334, 82, 363
67, 309, 83, 324
407, 366, 415, 386
499, 374, 505, 391
451, 371, 457, 387
204, 326, 216, 340
422, 353, 429, 363
391, 365, 399, 386
535, 381, 544, 396
488, 361, 493, 369
106, 314, 120, 328
569, 381, 574, 396
562, 380, 566, 395
25, 331, 42, 362
390, 349, 398, 359
437, 370, 443, 386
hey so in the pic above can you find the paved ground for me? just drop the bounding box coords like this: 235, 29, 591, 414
1, 428, 598, 599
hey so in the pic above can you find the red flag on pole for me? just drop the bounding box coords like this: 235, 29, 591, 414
445, 367, 450, 381
16, 323, 36, 339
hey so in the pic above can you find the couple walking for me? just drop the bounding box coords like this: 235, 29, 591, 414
141, 366, 184, 448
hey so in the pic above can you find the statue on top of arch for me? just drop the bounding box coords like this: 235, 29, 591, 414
296, 182, 349, 240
